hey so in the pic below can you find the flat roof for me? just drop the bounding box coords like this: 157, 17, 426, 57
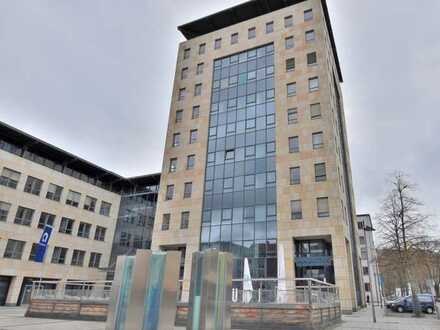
178, 0, 343, 82
0, 120, 160, 192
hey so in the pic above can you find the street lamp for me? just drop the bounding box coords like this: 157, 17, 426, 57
364, 225, 377, 323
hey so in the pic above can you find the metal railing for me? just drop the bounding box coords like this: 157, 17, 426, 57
178, 278, 339, 307
30, 278, 339, 308
31, 280, 112, 302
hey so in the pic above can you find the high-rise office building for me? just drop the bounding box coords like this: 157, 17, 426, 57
152, 0, 363, 312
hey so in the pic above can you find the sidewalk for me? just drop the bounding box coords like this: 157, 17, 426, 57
0, 307, 104, 330
1, 305, 439, 330
333, 306, 440, 330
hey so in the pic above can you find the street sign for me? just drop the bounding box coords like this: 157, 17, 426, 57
35, 225, 53, 262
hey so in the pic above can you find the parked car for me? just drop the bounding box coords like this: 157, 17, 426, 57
385, 296, 402, 309
390, 294, 435, 314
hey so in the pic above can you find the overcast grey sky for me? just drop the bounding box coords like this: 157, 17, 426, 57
0, 0, 439, 229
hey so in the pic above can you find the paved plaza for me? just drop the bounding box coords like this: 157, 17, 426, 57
0, 306, 439, 330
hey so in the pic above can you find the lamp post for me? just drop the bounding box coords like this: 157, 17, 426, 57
364, 225, 376, 323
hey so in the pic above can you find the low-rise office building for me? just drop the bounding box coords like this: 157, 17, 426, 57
0, 121, 159, 305
357, 214, 380, 304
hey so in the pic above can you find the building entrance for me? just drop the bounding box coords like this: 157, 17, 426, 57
0, 276, 11, 306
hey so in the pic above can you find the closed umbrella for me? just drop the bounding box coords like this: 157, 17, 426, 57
243, 257, 253, 303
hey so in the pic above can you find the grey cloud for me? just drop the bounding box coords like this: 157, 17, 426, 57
0, 0, 438, 233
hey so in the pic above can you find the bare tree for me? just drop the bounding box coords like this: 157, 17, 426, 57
375, 172, 431, 316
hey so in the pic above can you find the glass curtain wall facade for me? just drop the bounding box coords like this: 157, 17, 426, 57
108, 183, 159, 279
200, 44, 277, 280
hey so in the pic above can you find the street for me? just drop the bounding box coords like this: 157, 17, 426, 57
333, 306, 439, 330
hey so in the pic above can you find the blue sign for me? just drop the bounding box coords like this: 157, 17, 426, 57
35, 225, 53, 262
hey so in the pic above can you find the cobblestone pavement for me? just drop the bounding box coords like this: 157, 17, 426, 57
333, 306, 440, 330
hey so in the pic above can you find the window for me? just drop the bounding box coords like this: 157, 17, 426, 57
231, 33, 238, 44
290, 167, 301, 185
309, 77, 319, 92
287, 82, 297, 96
225, 149, 235, 160
291, 200, 302, 220
312, 132, 324, 149
0, 201, 11, 222
181, 67, 188, 80
175, 110, 183, 123
14, 206, 34, 226
89, 252, 101, 268
37, 212, 55, 229
66, 190, 81, 207
71, 250, 85, 266
284, 15, 293, 27
94, 226, 106, 241
315, 163, 327, 182
133, 235, 143, 249
84, 196, 97, 212
77, 222, 91, 238
172, 133, 180, 147
187, 155, 195, 170
0, 167, 21, 189
286, 58, 295, 71
306, 30, 315, 42
199, 43, 206, 55
181, 211, 189, 229
194, 83, 202, 96
24, 176, 43, 195
214, 38, 222, 49
162, 213, 170, 230
304, 9, 313, 21
288, 108, 298, 124
100, 201, 112, 216
165, 185, 174, 200
29, 243, 40, 262
4, 239, 25, 259
289, 136, 299, 153
169, 158, 178, 173
183, 48, 190, 60
361, 248, 368, 259
363, 267, 369, 276
317, 197, 330, 217
196, 63, 204, 75
285, 36, 294, 49
119, 232, 131, 247
46, 183, 63, 201
310, 103, 321, 119
183, 182, 192, 198
248, 27, 256, 39
190, 129, 198, 144
51, 247, 68, 264
192, 105, 200, 119
59, 217, 74, 234
178, 88, 186, 101
266, 21, 274, 33
307, 52, 317, 65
